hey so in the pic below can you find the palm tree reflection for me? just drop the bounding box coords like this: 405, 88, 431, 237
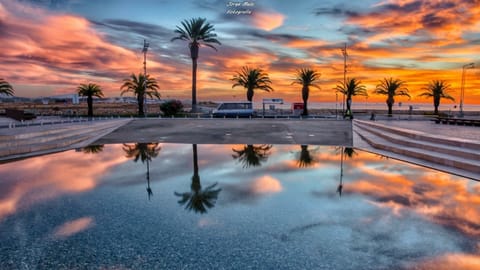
82, 144, 104, 154
337, 147, 357, 197
232, 144, 272, 168
174, 144, 221, 214
123, 143, 161, 200
296, 145, 319, 168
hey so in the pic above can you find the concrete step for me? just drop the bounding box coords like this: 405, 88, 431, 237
354, 121, 480, 179
0, 121, 124, 148
0, 119, 131, 160
355, 120, 480, 150
0, 120, 97, 141
355, 122, 480, 161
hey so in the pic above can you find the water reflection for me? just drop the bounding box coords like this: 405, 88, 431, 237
0, 143, 478, 269
82, 144, 105, 154
122, 143, 161, 200
174, 144, 221, 214
296, 145, 319, 168
232, 144, 272, 168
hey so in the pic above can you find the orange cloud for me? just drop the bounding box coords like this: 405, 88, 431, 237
252, 11, 285, 31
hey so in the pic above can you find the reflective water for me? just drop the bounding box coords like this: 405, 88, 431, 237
0, 143, 479, 269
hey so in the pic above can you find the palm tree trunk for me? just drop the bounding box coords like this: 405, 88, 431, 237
247, 88, 253, 102
302, 86, 309, 116
138, 94, 145, 117
192, 144, 201, 192
192, 58, 197, 112
87, 95, 93, 118
190, 43, 199, 113
387, 102, 393, 116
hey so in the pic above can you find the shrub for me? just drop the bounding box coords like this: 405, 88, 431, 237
160, 100, 184, 116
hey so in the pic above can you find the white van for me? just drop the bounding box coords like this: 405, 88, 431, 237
212, 102, 255, 117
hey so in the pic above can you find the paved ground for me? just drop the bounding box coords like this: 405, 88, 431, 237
94, 118, 353, 146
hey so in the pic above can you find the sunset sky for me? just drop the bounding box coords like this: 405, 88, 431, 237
1, 0, 479, 104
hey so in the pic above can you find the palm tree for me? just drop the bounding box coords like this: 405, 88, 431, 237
120, 73, 160, 117
296, 145, 319, 168
171, 18, 221, 112
0, 78, 14, 96
373, 78, 410, 117
77, 83, 104, 118
123, 142, 161, 200
82, 144, 104, 154
232, 144, 272, 168
335, 78, 367, 119
123, 142, 161, 163
231, 66, 273, 102
292, 68, 321, 115
174, 144, 221, 214
418, 80, 455, 115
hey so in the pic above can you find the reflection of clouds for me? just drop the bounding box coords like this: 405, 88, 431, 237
52, 216, 95, 238
348, 166, 480, 237
251, 176, 282, 194
221, 175, 282, 204
412, 253, 480, 270
0, 145, 128, 221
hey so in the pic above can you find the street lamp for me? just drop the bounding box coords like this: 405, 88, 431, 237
142, 39, 149, 117
460, 62, 474, 117
340, 43, 348, 116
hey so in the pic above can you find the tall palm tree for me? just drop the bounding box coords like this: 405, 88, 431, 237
0, 78, 14, 96
120, 73, 160, 117
292, 68, 321, 115
232, 144, 272, 168
418, 80, 455, 115
77, 83, 104, 118
174, 144, 221, 214
231, 66, 273, 102
373, 78, 410, 117
335, 78, 367, 119
171, 18, 221, 112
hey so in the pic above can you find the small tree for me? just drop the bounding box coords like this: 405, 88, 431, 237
120, 73, 160, 117
292, 68, 321, 116
160, 100, 184, 117
373, 78, 410, 116
77, 83, 104, 118
335, 78, 367, 119
231, 66, 273, 102
418, 80, 454, 115
0, 78, 14, 96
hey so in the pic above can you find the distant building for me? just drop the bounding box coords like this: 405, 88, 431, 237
41, 94, 79, 104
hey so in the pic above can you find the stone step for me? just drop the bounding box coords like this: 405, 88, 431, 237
355, 120, 480, 150
0, 120, 96, 141
0, 119, 131, 160
354, 125, 480, 177
355, 122, 480, 161
0, 121, 124, 148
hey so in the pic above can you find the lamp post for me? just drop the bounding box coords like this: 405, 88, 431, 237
460, 62, 474, 117
142, 39, 149, 117
341, 43, 348, 116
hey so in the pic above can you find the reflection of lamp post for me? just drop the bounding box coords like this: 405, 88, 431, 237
460, 62, 474, 117
337, 147, 344, 197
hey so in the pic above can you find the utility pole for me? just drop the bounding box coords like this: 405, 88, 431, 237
460, 62, 474, 118
142, 39, 149, 117
341, 43, 348, 116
